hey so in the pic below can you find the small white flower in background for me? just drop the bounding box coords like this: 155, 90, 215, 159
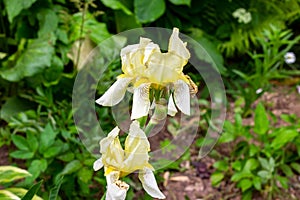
232, 8, 252, 24
96, 28, 197, 120
296, 85, 300, 94
93, 121, 165, 200
256, 88, 263, 94
284, 52, 296, 64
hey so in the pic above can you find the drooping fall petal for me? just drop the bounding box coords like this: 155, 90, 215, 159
138, 167, 166, 199
174, 79, 190, 115
96, 77, 133, 106
131, 83, 151, 120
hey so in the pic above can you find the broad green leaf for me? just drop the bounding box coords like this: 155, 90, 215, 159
253, 103, 269, 135
275, 175, 288, 189
169, 0, 191, 6
213, 160, 228, 171
43, 146, 63, 158
26, 132, 38, 152
210, 172, 224, 186
10, 150, 34, 159
101, 0, 132, 15
0, 97, 33, 122
37, 9, 59, 37
6, 188, 42, 200
0, 166, 31, 184
252, 176, 261, 190
232, 160, 242, 171
244, 158, 259, 172
21, 180, 43, 200
231, 171, 253, 182
237, 179, 252, 192
249, 144, 259, 157
3, 0, 37, 22
61, 160, 83, 175
25, 159, 47, 184
0, 37, 55, 82
258, 157, 270, 171
271, 129, 298, 150
11, 135, 30, 151
134, 0, 166, 23
257, 170, 271, 179
115, 11, 141, 32
57, 152, 75, 162
39, 123, 57, 153
49, 176, 64, 200
77, 167, 93, 183
0, 190, 20, 199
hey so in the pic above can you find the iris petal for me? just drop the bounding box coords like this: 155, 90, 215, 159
174, 80, 190, 115
131, 83, 151, 120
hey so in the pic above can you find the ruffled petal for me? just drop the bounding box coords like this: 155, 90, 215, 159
138, 167, 166, 199
174, 80, 190, 115
131, 83, 151, 120
93, 158, 104, 171
168, 28, 190, 61
96, 77, 133, 106
167, 94, 177, 116
100, 127, 125, 169
123, 121, 150, 172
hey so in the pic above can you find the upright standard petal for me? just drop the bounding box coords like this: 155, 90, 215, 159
131, 83, 151, 120
174, 79, 190, 115
138, 167, 166, 199
96, 77, 133, 106
100, 127, 125, 170
168, 28, 190, 61
123, 121, 151, 172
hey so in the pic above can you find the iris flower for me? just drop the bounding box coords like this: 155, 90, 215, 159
93, 121, 165, 200
96, 28, 197, 119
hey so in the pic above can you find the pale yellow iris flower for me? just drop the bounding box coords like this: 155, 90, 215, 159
96, 28, 195, 119
93, 121, 165, 200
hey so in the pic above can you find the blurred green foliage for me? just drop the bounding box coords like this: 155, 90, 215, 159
0, 0, 300, 199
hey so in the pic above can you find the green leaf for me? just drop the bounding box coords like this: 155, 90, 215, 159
252, 176, 262, 190
37, 9, 59, 37
210, 172, 224, 186
244, 158, 259, 172
0, 37, 55, 82
291, 163, 300, 174
0, 97, 33, 122
257, 170, 271, 179
213, 160, 228, 171
43, 146, 63, 158
115, 11, 141, 32
49, 176, 63, 200
39, 123, 57, 153
280, 164, 293, 177
77, 167, 93, 183
5, 188, 42, 200
25, 159, 47, 183
21, 180, 43, 200
11, 134, 30, 151
169, 0, 191, 6
0, 190, 20, 199
3, 0, 37, 22
231, 171, 253, 182
271, 129, 298, 150
61, 160, 82, 175
253, 103, 269, 135
134, 0, 166, 23
275, 175, 288, 189
57, 152, 75, 162
258, 157, 270, 171
237, 179, 252, 192
26, 132, 38, 152
232, 160, 242, 171
0, 166, 31, 184
10, 150, 34, 159
101, 0, 132, 15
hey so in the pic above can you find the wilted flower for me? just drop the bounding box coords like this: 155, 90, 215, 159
96, 28, 197, 119
284, 52, 296, 64
232, 8, 252, 24
93, 121, 165, 200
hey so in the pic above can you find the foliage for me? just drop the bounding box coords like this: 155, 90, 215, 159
0, 166, 42, 200
212, 103, 300, 199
